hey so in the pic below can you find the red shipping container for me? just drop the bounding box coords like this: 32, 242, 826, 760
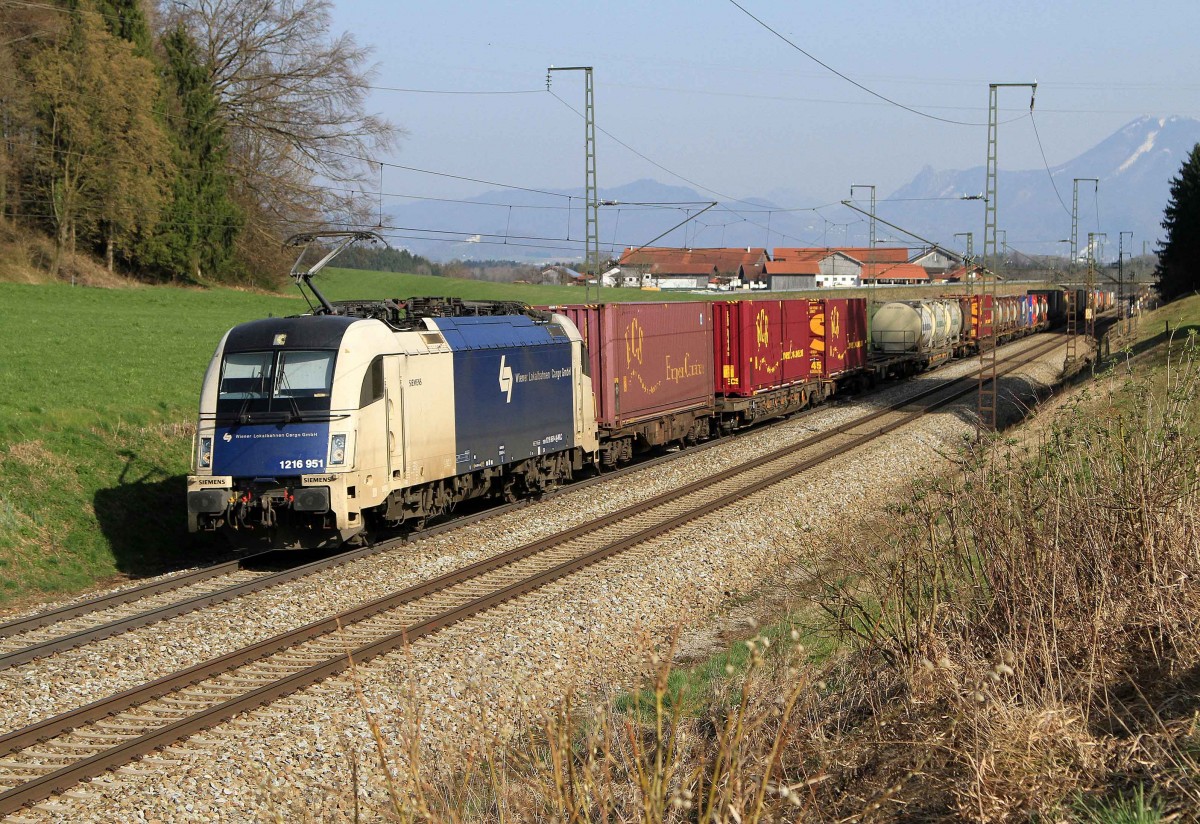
713, 299, 811, 397
808, 298, 868, 378
842, 298, 869, 372
959, 294, 994, 342
553, 302, 715, 427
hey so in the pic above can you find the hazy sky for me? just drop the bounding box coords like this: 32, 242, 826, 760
330, 0, 1199, 213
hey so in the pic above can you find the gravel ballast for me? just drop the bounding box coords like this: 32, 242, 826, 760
5, 336, 1070, 822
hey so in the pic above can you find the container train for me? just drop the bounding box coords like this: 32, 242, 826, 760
186, 285, 1078, 548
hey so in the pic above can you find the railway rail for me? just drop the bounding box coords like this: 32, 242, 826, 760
0, 331, 1067, 815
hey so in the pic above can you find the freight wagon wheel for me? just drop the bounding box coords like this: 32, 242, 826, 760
502, 477, 521, 503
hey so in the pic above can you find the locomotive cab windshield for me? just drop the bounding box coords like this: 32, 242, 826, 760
216, 349, 337, 422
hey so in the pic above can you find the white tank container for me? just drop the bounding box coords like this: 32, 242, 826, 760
873, 300, 960, 353
944, 299, 963, 341
872, 301, 925, 353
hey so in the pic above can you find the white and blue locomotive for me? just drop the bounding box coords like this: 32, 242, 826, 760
186, 294, 598, 548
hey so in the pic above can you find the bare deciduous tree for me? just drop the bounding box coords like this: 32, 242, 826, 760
161, 0, 401, 257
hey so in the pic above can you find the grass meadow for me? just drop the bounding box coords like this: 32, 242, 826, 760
0, 283, 304, 600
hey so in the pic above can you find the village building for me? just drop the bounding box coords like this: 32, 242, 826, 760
760, 259, 819, 291
616, 247, 767, 291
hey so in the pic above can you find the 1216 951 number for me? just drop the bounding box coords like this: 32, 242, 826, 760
279, 459, 323, 470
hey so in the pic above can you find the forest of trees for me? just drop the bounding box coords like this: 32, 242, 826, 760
334, 245, 544, 284
0, 0, 397, 287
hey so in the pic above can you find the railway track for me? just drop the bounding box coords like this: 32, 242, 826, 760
0, 375, 833, 673
0, 331, 1066, 815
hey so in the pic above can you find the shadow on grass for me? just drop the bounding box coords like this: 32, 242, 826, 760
1092, 659, 1200, 740
93, 450, 235, 578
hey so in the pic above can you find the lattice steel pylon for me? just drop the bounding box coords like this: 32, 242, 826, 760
976, 269, 998, 440
1065, 286, 1079, 364
979, 82, 1035, 434
1086, 232, 1105, 344
548, 66, 599, 297
583, 70, 598, 284
1071, 178, 1098, 265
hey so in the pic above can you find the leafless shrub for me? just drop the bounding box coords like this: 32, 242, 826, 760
810, 335, 1200, 818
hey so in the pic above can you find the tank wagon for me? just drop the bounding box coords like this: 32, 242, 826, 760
872, 299, 961, 354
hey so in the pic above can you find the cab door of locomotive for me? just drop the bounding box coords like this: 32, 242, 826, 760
384, 354, 404, 484
355, 355, 392, 506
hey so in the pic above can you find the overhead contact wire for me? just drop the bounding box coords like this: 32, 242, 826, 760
725, 0, 987, 126
1029, 111, 1074, 219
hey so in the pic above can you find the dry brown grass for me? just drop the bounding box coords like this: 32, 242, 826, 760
805, 335, 1200, 821
0, 224, 149, 287
301, 337, 1199, 823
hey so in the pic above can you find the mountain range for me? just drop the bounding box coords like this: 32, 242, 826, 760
386, 116, 1200, 264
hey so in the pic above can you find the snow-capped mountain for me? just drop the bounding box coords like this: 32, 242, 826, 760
882, 116, 1200, 259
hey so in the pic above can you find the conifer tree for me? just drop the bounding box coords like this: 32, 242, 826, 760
94, 0, 152, 56
143, 25, 242, 283
1155, 143, 1200, 301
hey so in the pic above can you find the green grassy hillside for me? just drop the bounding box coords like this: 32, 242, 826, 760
0, 283, 305, 602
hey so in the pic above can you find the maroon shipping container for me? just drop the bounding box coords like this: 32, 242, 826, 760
808, 298, 868, 378
553, 302, 716, 427
956, 294, 994, 343
840, 298, 869, 373
713, 299, 811, 397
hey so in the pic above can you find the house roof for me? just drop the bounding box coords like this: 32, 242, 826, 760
651, 263, 719, 276
619, 247, 767, 274
773, 246, 910, 264
942, 264, 996, 282
861, 262, 930, 282
770, 248, 830, 263
910, 248, 963, 264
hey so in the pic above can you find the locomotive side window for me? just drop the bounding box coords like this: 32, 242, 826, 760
219, 352, 273, 399
275, 351, 335, 399
359, 356, 385, 407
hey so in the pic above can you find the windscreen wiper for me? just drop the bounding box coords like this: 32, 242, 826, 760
275, 369, 305, 423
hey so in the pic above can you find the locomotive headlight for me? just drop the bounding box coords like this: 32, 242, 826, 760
329, 433, 347, 466
198, 436, 213, 469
